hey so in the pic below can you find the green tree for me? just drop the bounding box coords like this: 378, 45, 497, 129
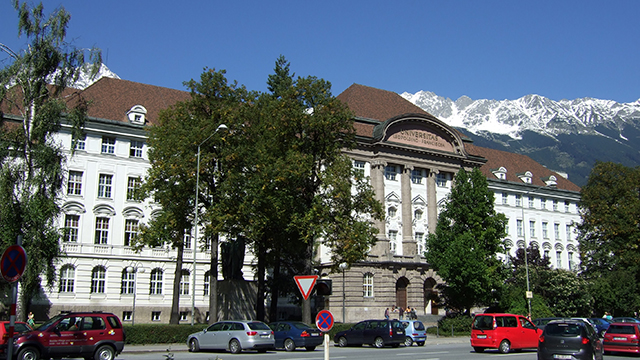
577, 161, 640, 315
0, 1, 100, 318
216, 57, 383, 323
136, 69, 245, 324
424, 167, 507, 314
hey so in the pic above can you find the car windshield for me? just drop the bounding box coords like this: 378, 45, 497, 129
473, 316, 494, 330
34, 314, 66, 331
546, 323, 582, 336
247, 322, 270, 331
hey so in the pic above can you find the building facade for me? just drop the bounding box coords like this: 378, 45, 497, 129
5, 79, 581, 324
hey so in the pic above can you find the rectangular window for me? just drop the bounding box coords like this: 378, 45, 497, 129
502, 192, 508, 205
150, 270, 163, 295
556, 251, 562, 268
179, 311, 189, 321
517, 219, 523, 237
101, 136, 116, 154
436, 173, 447, 187
384, 165, 396, 181
122, 311, 132, 322
130, 140, 144, 158
126, 177, 141, 201
530, 220, 536, 238
67, 171, 83, 195
184, 233, 192, 250
565, 201, 570, 213
541, 198, 546, 210
415, 232, 425, 255
95, 217, 109, 244
388, 230, 398, 253
553, 200, 558, 211
554, 223, 560, 239
124, 219, 139, 246
542, 222, 548, 239
353, 160, 365, 178
73, 134, 86, 151
151, 311, 161, 321
528, 196, 534, 208
515, 194, 522, 207
411, 169, 423, 184
64, 215, 80, 242
566, 224, 572, 241
179, 271, 190, 295
98, 174, 113, 198
59, 266, 75, 293
204, 273, 210, 296
568, 252, 574, 271
363, 273, 373, 298
505, 218, 509, 235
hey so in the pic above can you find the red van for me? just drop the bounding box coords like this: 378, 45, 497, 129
471, 313, 541, 353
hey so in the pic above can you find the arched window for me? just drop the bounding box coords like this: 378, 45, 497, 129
363, 273, 374, 298
150, 268, 163, 295
121, 269, 134, 294
91, 266, 106, 293
59, 265, 75, 293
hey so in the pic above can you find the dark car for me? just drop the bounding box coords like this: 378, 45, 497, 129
537, 319, 603, 360
532, 317, 563, 331
334, 319, 405, 348
611, 317, 640, 323
589, 318, 611, 337
13, 312, 125, 360
269, 321, 323, 351
603, 322, 640, 355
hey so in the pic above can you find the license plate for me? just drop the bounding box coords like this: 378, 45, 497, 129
477, 334, 487, 339
614, 337, 627, 341
311, 333, 320, 337
397, 331, 403, 334
553, 355, 572, 359
260, 334, 270, 338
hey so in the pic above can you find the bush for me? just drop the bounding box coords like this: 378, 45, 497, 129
123, 324, 206, 345
431, 314, 473, 336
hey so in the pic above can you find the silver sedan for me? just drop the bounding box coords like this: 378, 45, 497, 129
187, 320, 275, 354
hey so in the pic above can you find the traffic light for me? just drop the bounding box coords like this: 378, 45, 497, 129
315, 279, 332, 296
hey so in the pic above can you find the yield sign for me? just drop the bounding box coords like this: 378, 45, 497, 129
294, 275, 318, 301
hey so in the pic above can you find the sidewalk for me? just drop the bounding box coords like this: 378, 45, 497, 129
123, 336, 471, 353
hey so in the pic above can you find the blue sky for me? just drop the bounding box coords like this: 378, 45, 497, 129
1, 1, 639, 103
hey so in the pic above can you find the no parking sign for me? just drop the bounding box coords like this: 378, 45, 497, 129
316, 310, 334, 332
1, 245, 27, 283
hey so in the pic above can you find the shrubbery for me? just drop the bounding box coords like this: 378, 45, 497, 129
123, 324, 205, 345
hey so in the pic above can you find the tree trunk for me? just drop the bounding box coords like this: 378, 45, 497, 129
268, 257, 280, 322
208, 233, 219, 324
170, 234, 185, 325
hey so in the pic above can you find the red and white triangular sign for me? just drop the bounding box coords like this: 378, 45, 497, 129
294, 275, 318, 301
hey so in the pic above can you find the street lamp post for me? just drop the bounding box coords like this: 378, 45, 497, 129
126, 264, 144, 326
339, 263, 347, 323
192, 124, 227, 326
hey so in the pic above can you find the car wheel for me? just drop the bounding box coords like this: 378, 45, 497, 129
305, 346, 316, 351
498, 340, 511, 354
373, 337, 384, 348
189, 338, 200, 352
94, 345, 115, 360
404, 336, 413, 347
229, 339, 242, 354
17, 347, 39, 360
417, 341, 425, 346
284, 338, 296, 352
473, 347, 485, 353
338, 336, 348, 347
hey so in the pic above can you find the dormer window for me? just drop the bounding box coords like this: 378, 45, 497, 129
126, 105, 147, 125
491, 167, 507, 180
543, 175, 557, 187
517, 171, 533, 184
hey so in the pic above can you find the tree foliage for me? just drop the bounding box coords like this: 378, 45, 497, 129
424, 167, 507, 314
0, 1, 100, 318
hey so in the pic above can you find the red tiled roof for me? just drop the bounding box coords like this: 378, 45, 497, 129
467, 144, 580, 192
80, 77, 190, 126
337, 84, 433, 121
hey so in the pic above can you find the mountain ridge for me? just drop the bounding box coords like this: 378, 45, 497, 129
401, 91, 640, 186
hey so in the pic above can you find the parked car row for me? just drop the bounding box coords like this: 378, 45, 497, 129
472, 312, 640, 359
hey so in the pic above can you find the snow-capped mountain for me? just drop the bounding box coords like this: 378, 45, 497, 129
401, 91, 640, 186
70, 63, 120, 90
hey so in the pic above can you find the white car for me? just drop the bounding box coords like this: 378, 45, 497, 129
187, 320, 275, 354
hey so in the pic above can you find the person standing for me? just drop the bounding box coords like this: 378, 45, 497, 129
399, 307, 405, 320
27, 312, 35, 328
384, 307, 390, 320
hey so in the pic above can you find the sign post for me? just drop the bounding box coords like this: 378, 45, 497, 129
1, 238, 27, 360
316, 310, 334, 360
